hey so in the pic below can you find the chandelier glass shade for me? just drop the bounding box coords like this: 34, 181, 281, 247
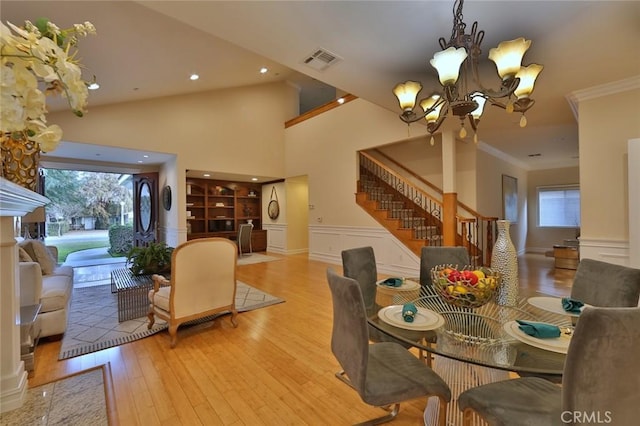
393, 0, 543, 144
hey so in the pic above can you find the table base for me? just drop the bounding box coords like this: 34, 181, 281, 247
424, 355, 509, 426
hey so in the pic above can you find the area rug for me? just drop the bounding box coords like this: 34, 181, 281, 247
59, 282, 284, 360
0, 364, 112, 425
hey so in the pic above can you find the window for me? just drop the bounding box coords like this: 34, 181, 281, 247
538, 185, 580, 228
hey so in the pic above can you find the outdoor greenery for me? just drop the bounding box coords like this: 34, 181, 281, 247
44, 169, 132, 234
55, 241, 110, 263
126, 242, 174, 275
108, 225, 134, 256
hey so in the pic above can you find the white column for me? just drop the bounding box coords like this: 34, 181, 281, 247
629, 139, 640, 270
0, 216, 28, 413
0, 178, 49, 413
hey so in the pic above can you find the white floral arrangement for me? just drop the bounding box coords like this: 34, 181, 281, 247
1, 18, 96, 152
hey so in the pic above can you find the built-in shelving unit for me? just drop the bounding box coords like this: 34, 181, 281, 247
186, 178, 266, 251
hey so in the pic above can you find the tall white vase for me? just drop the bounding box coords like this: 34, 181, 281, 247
491, 220, 519, 306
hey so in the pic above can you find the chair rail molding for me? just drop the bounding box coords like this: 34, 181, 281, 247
1, 177, 50, 413
309, 224, 420, 277
578, 237, 630, 266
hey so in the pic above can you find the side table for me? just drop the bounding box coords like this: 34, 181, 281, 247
20, 304, 41, 372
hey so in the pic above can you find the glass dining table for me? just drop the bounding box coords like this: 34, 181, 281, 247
367, 281, 574, 425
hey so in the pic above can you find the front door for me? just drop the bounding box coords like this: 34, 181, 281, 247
133, 172, 158, 247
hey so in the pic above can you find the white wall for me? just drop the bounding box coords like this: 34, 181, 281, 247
577, 85, 640, 265
48, 82, 299, 244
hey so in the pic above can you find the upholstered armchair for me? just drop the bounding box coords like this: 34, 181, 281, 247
147, 237, 238, 347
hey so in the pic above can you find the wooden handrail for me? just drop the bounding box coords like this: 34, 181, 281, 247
284, 94, 357, 128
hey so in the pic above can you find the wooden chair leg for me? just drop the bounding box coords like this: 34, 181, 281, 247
169, 325, 178, 348
147, 311, 155, 329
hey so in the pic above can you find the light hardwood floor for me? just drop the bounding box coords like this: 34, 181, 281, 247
29, 253, 575, 425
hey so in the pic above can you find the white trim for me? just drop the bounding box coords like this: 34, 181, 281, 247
308, 224, 420, 277
566, 75, 640, 121
0, 178, 49, 217
578, 237, 630, 266
477, 141, 530, 171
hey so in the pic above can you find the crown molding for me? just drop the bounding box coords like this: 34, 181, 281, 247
477, 141, 530, 171
566, 75, 640, 121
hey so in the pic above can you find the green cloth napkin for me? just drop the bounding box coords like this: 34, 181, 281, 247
561, 297, 584, 313
382, 277, 403, 287
402, 303, 418, 322
516, 320, 561, 338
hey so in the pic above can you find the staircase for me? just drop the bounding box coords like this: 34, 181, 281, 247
356, 151, 498, 265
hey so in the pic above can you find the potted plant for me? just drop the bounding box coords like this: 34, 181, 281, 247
126, 242, 174, 275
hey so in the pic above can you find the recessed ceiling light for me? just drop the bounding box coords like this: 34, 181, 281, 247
88, 82, 100, 90
251, 177, 258, 181
337, 97, 345, 104
260, 67, 268, 74
190, 74, 199, 81
137, 160, 143, 163
203, 173, 210, 177
143, 155, 149, 158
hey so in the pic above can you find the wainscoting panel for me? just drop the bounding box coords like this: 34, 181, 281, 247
309, 225, 420, 277
264, 223, 287, 254
579, 238, 630, 266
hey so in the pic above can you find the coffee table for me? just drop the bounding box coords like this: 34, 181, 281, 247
111, 268, 163, 322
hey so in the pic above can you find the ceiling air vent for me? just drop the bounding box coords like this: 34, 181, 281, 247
303, 48, 342, 71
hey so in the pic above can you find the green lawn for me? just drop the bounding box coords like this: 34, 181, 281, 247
55, 241, 110, 263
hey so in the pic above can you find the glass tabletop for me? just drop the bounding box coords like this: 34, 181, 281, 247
367, 284, 573, 376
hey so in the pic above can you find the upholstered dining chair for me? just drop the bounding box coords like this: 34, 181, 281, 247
341, 247, 418, 348
237, 223, 253, 257
147, 237, 238, 347
570, 258, 640, 307
419, 246, 470, 288
326, 268, 451, 425
457, 306, 640, 426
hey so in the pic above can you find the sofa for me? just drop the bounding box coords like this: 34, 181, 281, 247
18, 240, 74, 338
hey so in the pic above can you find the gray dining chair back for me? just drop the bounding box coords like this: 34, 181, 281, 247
457, 306, 640, 426
419, 246, 470, 287
570, 258, 640, 307
326, 268, 451, 425
341, 246, 378, 308
237, 223, 253, 257
341, 246, 418, 351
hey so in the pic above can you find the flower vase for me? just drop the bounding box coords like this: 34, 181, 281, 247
491, 220, 519, 306
1, 133, 40, 192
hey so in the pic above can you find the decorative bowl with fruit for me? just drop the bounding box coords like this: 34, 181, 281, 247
431, 265, 501, 308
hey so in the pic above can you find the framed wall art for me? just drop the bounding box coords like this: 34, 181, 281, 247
502, 174, 518, 223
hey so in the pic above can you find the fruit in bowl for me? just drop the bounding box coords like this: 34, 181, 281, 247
431, 265, 500, 308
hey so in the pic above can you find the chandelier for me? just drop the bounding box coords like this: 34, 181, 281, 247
393, 0, 543, 145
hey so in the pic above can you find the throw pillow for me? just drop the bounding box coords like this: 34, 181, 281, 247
18, 247, 33, 262
20, 240, 57, 275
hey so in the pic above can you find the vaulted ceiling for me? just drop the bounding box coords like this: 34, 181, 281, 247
4, 1, 639, 171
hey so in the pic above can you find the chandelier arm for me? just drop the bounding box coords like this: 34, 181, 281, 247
490, 97, 536, 113
398, 97, 448, 126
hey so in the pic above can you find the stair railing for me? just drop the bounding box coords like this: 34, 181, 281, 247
358, 151, 497, 266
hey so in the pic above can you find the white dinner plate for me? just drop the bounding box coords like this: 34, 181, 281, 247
377, 305, 445, 331
527, 296, 591, 317
376, 279, 421, 291
503, 320, 572, 354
